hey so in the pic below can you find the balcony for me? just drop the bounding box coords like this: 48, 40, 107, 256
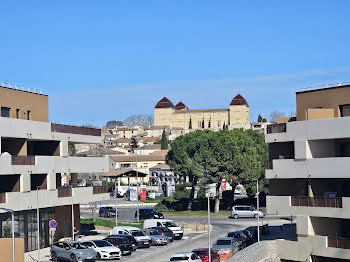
267, 123, 286, 134
291, 196, 342, 208
57, 187, 72, 198
93, 186, 108, 194
51, 123, 101, 137
328, 237, 350, 249
11, 156, 35, 165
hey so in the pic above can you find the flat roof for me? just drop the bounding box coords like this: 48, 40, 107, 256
296, 83, 350, 94
0, 84, 47, 96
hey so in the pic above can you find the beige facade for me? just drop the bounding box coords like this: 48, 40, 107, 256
153, 95, 250, 132
0, 86, 49, 122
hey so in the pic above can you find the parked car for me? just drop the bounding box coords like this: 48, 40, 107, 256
144, 229, 169, 245
169, 252, 202, 262
99, 206, 117, 218
226, 231, 248, 249
136, 208, 164, 220
111, 234, 138, 251
231, 205, 265, 219
192, 248, 220, 262
150, 227, 174, 242
51, 241, 97, 262
148, 190, 164, 199
104, 236, 133, 256
212, 237, 240, 261
112, 226, 151, 248
83, 240, 121, 260
144, 219, 183, 239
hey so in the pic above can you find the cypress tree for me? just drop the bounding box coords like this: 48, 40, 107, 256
208, 117, 211, 129
161, 129, 168, 150
223, 122, 226, 130
202, 117, 205, 128
130, 136, 138, 151
189, 117, 192, 129
257, 114, 263, 122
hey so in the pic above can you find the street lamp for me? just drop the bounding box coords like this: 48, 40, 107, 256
255, 179, 260, 242
114, 180, 118, 227
36, 186, 42, 261
0, 207, 15, 262
135, 152, 139, 222
71, 183, 77, 241
203, 185, 212, 262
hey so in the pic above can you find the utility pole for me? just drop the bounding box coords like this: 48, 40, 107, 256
71, 183, 75, 241
36, 186, 41, 261
114, 180, 118, 227
256, 179, 260, 242
136, 152, 140, 222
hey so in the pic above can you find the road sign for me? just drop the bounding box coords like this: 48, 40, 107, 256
49, 219, 57, 229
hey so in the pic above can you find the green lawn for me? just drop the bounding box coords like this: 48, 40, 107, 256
81, 218, 144, 229
163, 210, 231, 218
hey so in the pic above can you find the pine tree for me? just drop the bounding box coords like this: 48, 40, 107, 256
189, 118, 192, 129
257, 114, 263, 122
202, 117, 205, 128
161, 129, 168, 150
130, 136, 138, 151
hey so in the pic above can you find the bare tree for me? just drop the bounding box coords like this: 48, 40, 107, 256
269, 110, 286, 123
89, 202, 97, 222
123, 114, 154, 127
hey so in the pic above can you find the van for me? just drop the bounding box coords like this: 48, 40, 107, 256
143, 219, 183, 239
111, 226, 151, 248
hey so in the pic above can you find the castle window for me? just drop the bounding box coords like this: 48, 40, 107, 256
198, 122, 202, 128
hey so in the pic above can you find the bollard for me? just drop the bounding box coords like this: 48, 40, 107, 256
196, 221, 198, 232
183, 221, 185, 234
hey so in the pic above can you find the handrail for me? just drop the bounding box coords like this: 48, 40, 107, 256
11, 155, 35, 165
291, 196, 342, 208
328, 237, 350, 249
0, 81, 43, 94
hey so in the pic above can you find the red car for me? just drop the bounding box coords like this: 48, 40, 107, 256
192, 248, 220, 262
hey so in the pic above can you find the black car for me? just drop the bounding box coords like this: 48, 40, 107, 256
150, 227, 174, 242
242, 229, 255, 246
99, 207, 117, 218
136, 208, 164, 220
111, 234, 138, 251
104, 237, 133, 255
226, 231, 248, 250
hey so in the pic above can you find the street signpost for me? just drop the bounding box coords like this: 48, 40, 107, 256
49, 220, 57, 245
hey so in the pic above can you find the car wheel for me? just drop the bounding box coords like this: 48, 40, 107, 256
51, 251, 58, 262
254, 214, 258, 218
70, 254, 77, 262
96, 252, 101, 260
233, 214, 239, 219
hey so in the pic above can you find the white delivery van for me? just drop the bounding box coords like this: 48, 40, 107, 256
112, 226, 151, 248
143, 219, 183, 239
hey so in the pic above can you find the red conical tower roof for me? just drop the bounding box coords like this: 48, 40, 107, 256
175, 101, 187, 110
155, 97, 175, 108
230, 94, 248, 106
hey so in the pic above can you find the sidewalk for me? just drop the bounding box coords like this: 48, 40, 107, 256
24, 230, 110, 262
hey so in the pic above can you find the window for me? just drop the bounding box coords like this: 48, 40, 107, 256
1, 107, 10, 117
198, 122, 202, 128
27, 110, 31, 120
16, 109, 20, 118
217, 120, 221, 128
340, 104, 350, 117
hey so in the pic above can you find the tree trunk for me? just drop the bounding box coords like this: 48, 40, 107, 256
187, 176, 197, 211
91, 202, 97, 222
214, 183, 220, 213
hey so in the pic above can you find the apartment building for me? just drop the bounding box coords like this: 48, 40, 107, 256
0, 84, 110, 252
266, 83, 350, 262
153, 94, 250, 132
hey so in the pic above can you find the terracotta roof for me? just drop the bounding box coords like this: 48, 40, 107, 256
135, 144, 161, 150
110, 150, 168, 162
175, 101, 187, 110
230, 94, 248, 106
139, 136, 160, 142
155, 97, 175, 109
150, 163, 170, 170
115, 138, 131, 143
147, 126, 170, 130
116, 127, 138, 131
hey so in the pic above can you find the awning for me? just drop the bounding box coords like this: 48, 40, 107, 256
102, 168, 148, 178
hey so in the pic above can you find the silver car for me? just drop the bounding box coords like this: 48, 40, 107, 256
231, 205, 265, 219
212, 237, 240, 260
144, 229, 169, 245
51, 241, 97, 262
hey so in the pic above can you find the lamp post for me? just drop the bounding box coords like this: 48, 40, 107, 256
204, 186, 212, 262
0, 208, 15, 262
36, 186, 42, 261
114, 180, 118, 227
256, 179, 260, 242
71, 183, 76, 241
135, 152, 139, 222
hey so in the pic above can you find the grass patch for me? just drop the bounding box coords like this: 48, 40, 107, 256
80, 218, 143, 229
140, 196, 173, 204
162, 210, 231, 218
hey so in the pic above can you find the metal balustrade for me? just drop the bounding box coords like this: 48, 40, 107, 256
291, 196, 342, 208
51, 123, 101, 136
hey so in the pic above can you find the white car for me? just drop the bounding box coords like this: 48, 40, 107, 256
231, 205, 265, 219
84, 240, 121, 260
143, 219, 184, 239
170, 252, 202, 262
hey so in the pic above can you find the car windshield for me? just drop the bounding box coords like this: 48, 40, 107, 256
151, 230, 161, 236
215, 240, 231, 245
69, 242, 88, 249
170, 257, 189, 261
131, 230, 145, 237
164, 221, 177, 227
94, 240, 112, 247
227, 232, 241, 238
193, 251, 206, 256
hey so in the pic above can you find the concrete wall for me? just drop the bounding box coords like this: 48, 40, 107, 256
306, 108, 335, 121
228, 240, 280, 262
0, 86, 48, 122
0, 238, 24, 262
154, 108, 174, 127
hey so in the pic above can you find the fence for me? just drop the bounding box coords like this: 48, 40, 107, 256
51, 123, 101, 136
291, 196, 342, 208
11, 156, 35, 165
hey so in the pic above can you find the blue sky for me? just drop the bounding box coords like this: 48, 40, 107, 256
1, 1, 350, 126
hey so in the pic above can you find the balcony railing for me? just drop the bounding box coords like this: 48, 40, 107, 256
93, 186, 108, 194
328, 237, 350, 249
291, 196, 342, 208
11, 156, 35, 165
0, 193, 6, 203
51, 123, 101, 137
267, 123, 287, 134
58, 187, 72, 198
